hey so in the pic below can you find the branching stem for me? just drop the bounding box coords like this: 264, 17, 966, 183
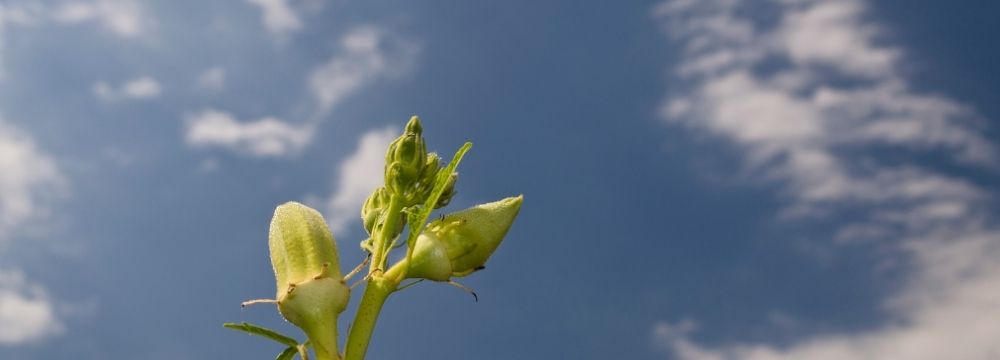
369, 195, 404, 275
343, 276, 397, 360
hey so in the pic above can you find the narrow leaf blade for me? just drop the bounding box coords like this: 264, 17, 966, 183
276, 346, 298, 360
223, 322, 299, 347
404, 142, 472, 266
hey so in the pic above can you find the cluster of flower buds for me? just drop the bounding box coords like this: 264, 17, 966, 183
269, 202, 350, 360
385, 117, 429, 200
361, 116, 457, 240
360, 187, 401, 238
388, 195, 523, 282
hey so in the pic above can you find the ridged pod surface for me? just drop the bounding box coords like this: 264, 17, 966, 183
269, 202, 349, 360
397, 195, 523, 281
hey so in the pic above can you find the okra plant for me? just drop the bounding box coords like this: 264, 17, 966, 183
225, 116, 523, 360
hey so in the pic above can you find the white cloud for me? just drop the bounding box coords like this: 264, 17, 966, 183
121, 76, 160, 98
195, 67, 226, 92
0, 4, 43, 27
654, 240, 1000, 360
653, 0, 1000, 358
93, 76, 161, 101
184, 109, 314, 158
1, 2, 145, 80
0, 119, 63, 240
0, 120, 63, 345
779, 1, 898, 77
322, 126, 396, 233
0, 3, 45, 81
184, 26, 414, 158
0, 269, 62, 345
52, 0, 143, 38
246, 0, 302, 36
308, 26, 416, 117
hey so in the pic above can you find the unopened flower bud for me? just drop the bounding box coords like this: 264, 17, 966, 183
269, 202, 349, 360
390, 196, 523, 281
385, 162, 408, 196
405, 114, 423, 134
361, 187, 390, 235
419, 153, 441, 187
413, 153, 442, 201
435, 172, 458, 209
384, 117, 427, 195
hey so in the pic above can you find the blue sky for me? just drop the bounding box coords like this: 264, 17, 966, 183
1, 0, 999, 359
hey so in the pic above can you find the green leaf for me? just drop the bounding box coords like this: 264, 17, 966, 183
223, 322, 299, 348
276, 346, 298, 360
404, 142, 472, 268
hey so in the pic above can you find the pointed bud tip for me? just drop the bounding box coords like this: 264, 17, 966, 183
483, 195, 523, 214
507, 194, 524, 206
406, 115, 423, 134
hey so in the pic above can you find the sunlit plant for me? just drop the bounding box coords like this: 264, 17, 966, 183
225, 116, 523, 360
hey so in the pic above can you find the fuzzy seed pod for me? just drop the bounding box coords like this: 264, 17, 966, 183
269, 202, 349, 360
392, 196, 523, 281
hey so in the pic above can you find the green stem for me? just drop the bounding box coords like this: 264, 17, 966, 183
347, 192, 403, 360
304, 318, 341, 360
370, 195, 404, 274
344, 277, 397, 360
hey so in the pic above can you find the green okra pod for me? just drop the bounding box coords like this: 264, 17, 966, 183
390, 195, 523, 281
269, 202, 350, 360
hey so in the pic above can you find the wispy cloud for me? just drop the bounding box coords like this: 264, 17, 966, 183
185, 25, 415, 159
1, 1, 147, 81
320, 126, 396, 233
52, 0, 144, 38
653, 0, 1000, 358
0, 119, 64, 346
308, 26, 417, 117
195, 67, 226, 92
0, 269, 62, 345
246, 0, 301, 37
184, 109, 314, 158
1, 1, 146, 43
0, 3, 43, 27
0, 118, 63, 240
0, 3, 44, 81
93, 76, 161, 101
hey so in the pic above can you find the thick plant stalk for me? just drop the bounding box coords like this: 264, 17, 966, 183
347, 191, 406, 360
344, 277, 397, 360
369, 195, 404, 274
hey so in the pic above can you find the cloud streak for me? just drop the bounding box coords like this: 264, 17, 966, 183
195, 67, 226, 92
309, 26, 417, 117
321, 126, 396, 234
653, 0, 1000, 358
246, 0, 302, 37
185, 109, 314, 158
185, 25, 416, 158
0, 118, 63, 240
0, 269, 62, 345
0, 119, 64, 346
52, 0, 144, 38
93, 76, 161, 101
